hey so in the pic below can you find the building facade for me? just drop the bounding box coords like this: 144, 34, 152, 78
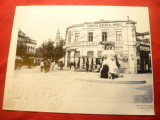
18, 29, 37, 55
16, 29, 37, 67
136, 32, 151, 73
64, 18, 138, 74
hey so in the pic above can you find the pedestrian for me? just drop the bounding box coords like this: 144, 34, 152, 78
70, 57, 75, 71
100, 56, 109, 78
45, 59, 50, 72
107, 56, 118, 79
50, 61, 55, 71
60, 61, 63, 70
86, 58, 89, 72
44, 60, 47, 72
40, 60, 44, 72
115, 56, 120, 69
90, 58, 93, 72
47, 59, 51, 72
97, 64, 100, 72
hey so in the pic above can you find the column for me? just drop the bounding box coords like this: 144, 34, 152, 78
93, 58, 96, 69
128, 46, 137, 74
79, 57, 83, 69
65, 51, 68, 67
75, 57, 79, 68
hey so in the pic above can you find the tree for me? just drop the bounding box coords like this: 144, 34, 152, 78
16, 40, 27, 58
54, 40, 65, 63
36, 39, 65, 63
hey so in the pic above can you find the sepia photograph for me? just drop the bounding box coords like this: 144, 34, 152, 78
3, 6, 154, 115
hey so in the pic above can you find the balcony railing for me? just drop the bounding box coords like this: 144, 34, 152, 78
66, 40, 136, 47
66, 41, 100, 47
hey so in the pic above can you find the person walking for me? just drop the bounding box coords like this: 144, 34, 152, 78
40, 60, 44, 72
70, 57, 75, 71
100, 56, 109, 78
45, 59, 50, 72
50, 61, 55, 71
86, 58, 89, 72
47, 59, 51, 72
107, 56, 118, 79
60, 61, 64, 70
43, 60, 47, 73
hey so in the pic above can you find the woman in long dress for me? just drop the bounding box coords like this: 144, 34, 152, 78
108, 57, 118, 79
100, 56, 109, 78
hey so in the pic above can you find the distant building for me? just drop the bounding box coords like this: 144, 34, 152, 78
136, 32, 151, 73
64, 17, 150, 74
18, 29, 37, 55
53, 29, 64, 47
15, 29, 37, 68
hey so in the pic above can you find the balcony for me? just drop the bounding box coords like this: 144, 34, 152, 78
66, 41, 100, 47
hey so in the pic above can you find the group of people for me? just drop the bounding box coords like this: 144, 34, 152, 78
69, 57, 94, 72
69, 55, 120, 79
15, 58, 37, 70
85, 60, 94, 72
40, 59, 51, 73
39, 55, 120, 79
100, 55, 120, 79
40, 59, 64, 73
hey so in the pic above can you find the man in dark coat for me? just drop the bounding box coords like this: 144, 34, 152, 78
86, 59, 89, 72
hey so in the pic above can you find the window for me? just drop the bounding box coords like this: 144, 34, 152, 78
132, 29, 135, 37
75, 51, 80, 58
88, 32, 93, 42
87, 51, 94, 58
97, 51, 102, 58
102, 32, 107, 41
116, 31, 122, 41
75, 33, 80, 42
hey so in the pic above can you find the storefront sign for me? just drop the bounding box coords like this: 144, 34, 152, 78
66, 41, 99, 47
140, 45, 150, 51
84, 22, 124, 29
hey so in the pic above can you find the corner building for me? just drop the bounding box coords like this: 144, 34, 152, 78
65, 19, 137, 74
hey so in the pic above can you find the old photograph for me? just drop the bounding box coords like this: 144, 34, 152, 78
3, 6, 154, 115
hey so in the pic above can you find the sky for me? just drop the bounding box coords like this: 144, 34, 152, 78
16, 6, 150, 47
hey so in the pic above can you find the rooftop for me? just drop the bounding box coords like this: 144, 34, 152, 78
67, 19, 137, 29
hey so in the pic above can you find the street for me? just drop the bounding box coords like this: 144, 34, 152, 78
11, 66, 153, 104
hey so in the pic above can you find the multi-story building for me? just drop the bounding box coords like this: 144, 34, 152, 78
136, 32, 151, 73
18, 29, 37, 55
16, 29, 37, 68
64, 17, 138, 74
